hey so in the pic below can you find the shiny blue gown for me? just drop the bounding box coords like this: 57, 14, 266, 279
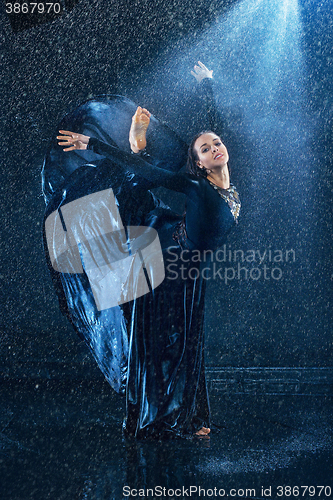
86, 136, 240, 437
42, 84, 240, 437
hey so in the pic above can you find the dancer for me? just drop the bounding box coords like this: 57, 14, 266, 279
55, 62, 240, 438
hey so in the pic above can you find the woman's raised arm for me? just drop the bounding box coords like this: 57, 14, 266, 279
191, 61, 221, 134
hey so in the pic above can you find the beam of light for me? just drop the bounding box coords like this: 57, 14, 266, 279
126, 0, 317, 277
121, 0, 331, 354
133, 0, 311, 193
129, 0, 308, 147
125, 0, 318, 259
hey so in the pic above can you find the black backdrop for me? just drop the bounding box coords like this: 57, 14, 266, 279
0, 0, 332, 381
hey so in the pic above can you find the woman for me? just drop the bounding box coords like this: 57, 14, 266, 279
55, 63, 240, 438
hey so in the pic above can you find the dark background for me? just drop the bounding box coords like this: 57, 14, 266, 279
0, 0, 332, 380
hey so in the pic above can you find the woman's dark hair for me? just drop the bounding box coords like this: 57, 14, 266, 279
186, 130, 217, 178
174, 130, 222, 247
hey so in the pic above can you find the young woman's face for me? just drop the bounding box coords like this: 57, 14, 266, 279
194, 133, 229, 172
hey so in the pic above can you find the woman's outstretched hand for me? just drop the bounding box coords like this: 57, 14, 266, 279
191, 61, 213, 83
57, 130, 90, 151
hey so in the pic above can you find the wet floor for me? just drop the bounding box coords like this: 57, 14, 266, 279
1, 379, 332, 500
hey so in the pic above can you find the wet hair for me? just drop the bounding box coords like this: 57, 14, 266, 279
186, 130, 217, 178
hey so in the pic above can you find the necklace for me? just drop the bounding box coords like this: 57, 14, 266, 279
207, 179, 241, 221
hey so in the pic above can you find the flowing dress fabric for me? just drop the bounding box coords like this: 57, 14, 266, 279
42, 95, 187, 395
43, 162, 165, 394
42, 85, 240, 437
124, 251, 210, 437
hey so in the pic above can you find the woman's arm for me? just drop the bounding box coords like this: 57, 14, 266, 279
57, 131, 200, 198
87, 137, 200, 196
191, 61, 220, 133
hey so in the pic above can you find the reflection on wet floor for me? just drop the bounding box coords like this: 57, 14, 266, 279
1, 380, 332, 500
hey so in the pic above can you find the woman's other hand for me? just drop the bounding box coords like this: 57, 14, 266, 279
57, 130, 90, 151
191, 61, 213, 83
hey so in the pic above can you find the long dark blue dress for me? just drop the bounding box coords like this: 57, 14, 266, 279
42, 83, 240, 437
86, 138, 240, 437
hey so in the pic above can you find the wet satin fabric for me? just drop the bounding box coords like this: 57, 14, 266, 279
42, 161, 162, 394
42, 94, 234, 437
42, 96, 208, 435
43, 160, 209, 434
124, 250, 210, 437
